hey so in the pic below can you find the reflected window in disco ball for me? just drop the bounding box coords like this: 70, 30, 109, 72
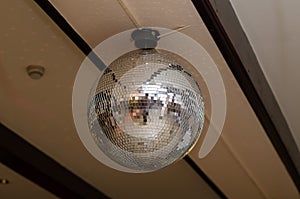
88, 49, 204, 172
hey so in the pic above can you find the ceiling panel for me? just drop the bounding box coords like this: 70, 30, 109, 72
0, 0, 299, 198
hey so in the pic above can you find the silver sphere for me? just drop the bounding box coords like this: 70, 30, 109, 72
88, 49, 204, 172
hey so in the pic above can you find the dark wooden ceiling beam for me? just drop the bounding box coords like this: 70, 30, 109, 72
0, 123, 109, 198
191, 0, 300, 192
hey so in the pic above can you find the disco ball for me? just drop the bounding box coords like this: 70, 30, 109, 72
88, 49, 204, 172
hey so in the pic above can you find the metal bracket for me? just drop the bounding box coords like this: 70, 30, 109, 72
131, 28, 160, 49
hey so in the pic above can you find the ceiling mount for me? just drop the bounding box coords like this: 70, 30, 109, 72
26, 65, 45, 79
131, 28, 160, 49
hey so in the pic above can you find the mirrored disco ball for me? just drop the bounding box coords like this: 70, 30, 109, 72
88, 49, 204, 172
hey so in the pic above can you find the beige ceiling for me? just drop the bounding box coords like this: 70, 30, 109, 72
0, 0, 298, 198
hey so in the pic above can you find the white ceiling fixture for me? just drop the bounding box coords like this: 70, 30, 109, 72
26, 65, 45, 79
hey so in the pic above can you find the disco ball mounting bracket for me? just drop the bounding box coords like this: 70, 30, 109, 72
131, 28, 160, 49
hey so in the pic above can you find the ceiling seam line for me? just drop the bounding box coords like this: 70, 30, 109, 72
116, 0, 141, 28
203, 115, 268, 198
219, 136, 268, 198
184, 156, 228, 199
